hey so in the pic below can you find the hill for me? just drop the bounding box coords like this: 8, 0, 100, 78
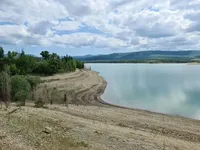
73, 51, 200, 62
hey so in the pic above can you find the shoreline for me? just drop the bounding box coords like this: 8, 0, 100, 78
40, 69, 110, 106
86, 70, 200, 122
1, 69, 200, 149
41, 69, 200, 121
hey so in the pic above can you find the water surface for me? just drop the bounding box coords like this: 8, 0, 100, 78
87, 63, 200, 119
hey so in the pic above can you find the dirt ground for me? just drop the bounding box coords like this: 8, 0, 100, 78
1, 70, 200, 150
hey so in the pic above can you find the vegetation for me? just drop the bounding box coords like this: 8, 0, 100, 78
74, 50, 200, 62
11, 75, 31, 105
0, 71, 11, 108
84, 58, 198, 63
34, 98, 46, 108
0, 46, 84, 106
1, 47, 84, 76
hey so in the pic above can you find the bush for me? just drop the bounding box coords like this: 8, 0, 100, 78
33, 61, 50, 75
9, 64, 19, 75
0, 71, 11, 108
14, 90, 29, 106
34, 98, 46, 108
11, 75, 30, 102
76, 61, 84, 69
25, 76, 41, 90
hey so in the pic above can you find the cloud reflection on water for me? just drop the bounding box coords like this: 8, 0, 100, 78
88, 63, 200, 119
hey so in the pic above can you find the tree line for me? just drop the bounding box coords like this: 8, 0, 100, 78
0, 47, 84, 108
0, 47, 84, 75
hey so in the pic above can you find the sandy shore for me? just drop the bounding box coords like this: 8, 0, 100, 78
39, 69, 108, 106
1, 69, 200, 150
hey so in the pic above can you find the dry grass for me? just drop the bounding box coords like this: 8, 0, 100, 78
0, 106, 89, 150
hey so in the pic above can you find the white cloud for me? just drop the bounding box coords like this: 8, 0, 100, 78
0, 0, 200, 50
53, 20, 83, 31
53, 33, 127, 48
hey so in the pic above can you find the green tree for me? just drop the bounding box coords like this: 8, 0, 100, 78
0, 46, 84, 76
0, 71, 11, 108
16, 51, 37, 75
33, 61, 50, 75
9, 64, 20, 75
40, 51, 50, 60
11, 75, 30, 105
6, 51, 18, 64
0, 47, 4, 58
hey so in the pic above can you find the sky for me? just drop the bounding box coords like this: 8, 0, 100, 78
0, 0, 200, 56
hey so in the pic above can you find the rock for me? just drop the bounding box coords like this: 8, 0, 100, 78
42, 127, 52, 134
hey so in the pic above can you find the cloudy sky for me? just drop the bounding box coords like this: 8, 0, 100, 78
0, 0, 200, 56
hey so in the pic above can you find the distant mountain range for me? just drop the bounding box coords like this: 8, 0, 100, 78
73, 51, 200, 62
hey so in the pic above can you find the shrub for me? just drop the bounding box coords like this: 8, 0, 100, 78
13, 90, 29, 106
0, 71, 11, 108
11, 75, 30, 103
34, 98, 46, 108
76, 61, 84, 69
25, 76, 41, 90
33, 61, 49, 75
9, 64, 19, 75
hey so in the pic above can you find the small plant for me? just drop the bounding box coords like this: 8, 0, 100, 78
34, 98, 46, 108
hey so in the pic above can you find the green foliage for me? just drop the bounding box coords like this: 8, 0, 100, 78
76, 61, 84, 69
16, 52, 37, 75
0, 47, 5, 72
1, 47, 84, 76
0, 71, 11, 108
0, 47, 85, 105
11, 75, 30, 102
0, 47, 4, 58
13, 90, 29, 106
9, 64, 20, 75
40, 51, 50, 60
25, 76, 41, 90
6, 51, 18, 64
33, 61, 50, 75
47, 56, 62, 74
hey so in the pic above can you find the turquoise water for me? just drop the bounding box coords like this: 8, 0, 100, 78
87, 63, 200, 119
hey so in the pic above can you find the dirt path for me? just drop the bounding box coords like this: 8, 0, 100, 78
1, 70, 200, 150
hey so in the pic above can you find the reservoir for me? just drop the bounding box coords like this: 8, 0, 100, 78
88, 63, 200, 119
